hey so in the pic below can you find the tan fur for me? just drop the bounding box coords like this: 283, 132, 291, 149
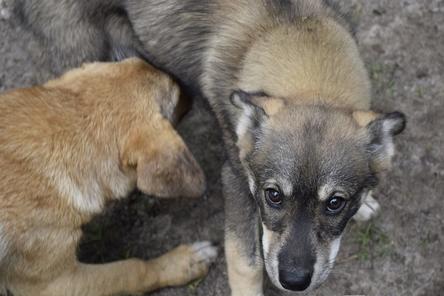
353, 110, 380, 127
238, 18, 371, 111
203, 0, 369, 111
0, 58, 213, 296
251, 96, 286, 117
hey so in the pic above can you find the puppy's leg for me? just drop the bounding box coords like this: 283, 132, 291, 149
223, 163, 264, 296
39, 242, 217, 296
226, 235, 264, 296
353, 190, 381, 221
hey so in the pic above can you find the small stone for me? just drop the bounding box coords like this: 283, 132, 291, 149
0, 8, 10, 20
416, 69, 429, 79
372, 8, 386, 16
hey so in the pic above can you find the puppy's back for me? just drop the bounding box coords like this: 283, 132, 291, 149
0, 58, 162, 220
0, 59, 161, 168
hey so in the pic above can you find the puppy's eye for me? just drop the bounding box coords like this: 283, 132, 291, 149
265, 188, 282, 207
326, 195, 346, 214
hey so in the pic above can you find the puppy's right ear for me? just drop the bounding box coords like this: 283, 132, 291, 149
230, 90, 285, 116
121, 123, 206, 198
365, 111, 407, 172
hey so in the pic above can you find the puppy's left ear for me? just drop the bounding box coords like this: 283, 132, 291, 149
122, 124, 206, 198
365, 112, 407, 172
230, 90, 285, 139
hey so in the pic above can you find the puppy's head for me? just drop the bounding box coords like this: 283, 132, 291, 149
230, 90, 406, 292
120, 59, 205, 199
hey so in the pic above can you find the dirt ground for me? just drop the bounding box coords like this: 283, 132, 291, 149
0, 0, 443, 295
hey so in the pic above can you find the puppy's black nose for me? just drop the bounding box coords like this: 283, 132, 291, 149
279, 268, 312, 291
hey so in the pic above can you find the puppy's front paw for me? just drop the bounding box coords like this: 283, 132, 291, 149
353, 192, 381, 221
190, 241, 219, 266
159, 241, 218, 287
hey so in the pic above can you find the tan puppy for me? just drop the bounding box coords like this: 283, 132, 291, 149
0, 58, 217, 296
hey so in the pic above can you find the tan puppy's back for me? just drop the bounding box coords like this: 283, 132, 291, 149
0, 84, 86, 278
0, 59, 163, 214
0, 58, 212, 295
0, 59, 155, 281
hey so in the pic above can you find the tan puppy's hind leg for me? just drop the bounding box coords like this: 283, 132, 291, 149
36, 242, 217, 296
226, 237, 264, 296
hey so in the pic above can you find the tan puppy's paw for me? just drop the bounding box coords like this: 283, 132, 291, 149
190, 241, 219, 265
158, 241, 218, 287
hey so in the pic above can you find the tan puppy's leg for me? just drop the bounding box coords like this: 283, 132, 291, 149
226, 236, 264, 296
18, 242, 217, 296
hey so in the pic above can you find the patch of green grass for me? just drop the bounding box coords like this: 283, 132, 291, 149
386, 79, 396, 98
187, 278, 203, 295
419, 231, 438, 251
419, 238, 429, 251
353, 222, 393, 261
416, 86, 424, 98
369, 63, 385, 81
368, 62, 399, 101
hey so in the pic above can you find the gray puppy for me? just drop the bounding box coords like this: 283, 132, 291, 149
14, 0, 406, 294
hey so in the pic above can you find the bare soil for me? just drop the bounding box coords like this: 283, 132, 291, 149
0, 0, 443, 295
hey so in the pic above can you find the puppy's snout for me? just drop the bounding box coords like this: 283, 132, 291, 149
279, 267, 312, 291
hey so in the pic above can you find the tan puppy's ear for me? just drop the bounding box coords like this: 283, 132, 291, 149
122, 122, 205, 198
